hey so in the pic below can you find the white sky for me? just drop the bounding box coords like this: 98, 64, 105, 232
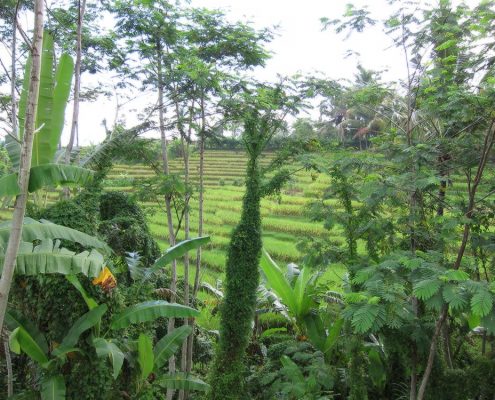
68, 0, 409, 146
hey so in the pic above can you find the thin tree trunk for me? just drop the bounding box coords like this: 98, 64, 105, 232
11, 8, 18, 138
156, 48, 177, 400
3, 334, 13, 397
187, 95, 206, 379
0, 0, 44, 333
65, 0, 86, 165
179, 107, 192, 400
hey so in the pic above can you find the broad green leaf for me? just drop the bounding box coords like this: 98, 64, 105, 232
154, 325, 192, 369
49, 53, 74, 160
0, 173, 20, 197
293, 267, 313, 318
413, 279, 442, 300
138, 334, 154, 381
33, 34, 74, 167
260, 250, 297, 314
471, 289, 493, 317
15, 326, 49, 366
41, 375, 65, 400
53, 304, 108, 356
0, 239, 106, 278
151, 236, 211, 272
110, 301, 199, 330
9, 327, 21, 354
28, 164, 93, 192
157, 373, 209, 392
0, 218, 110, 254
93, 338, 124, 380
65, 275, 99, 310
5, 310, 49, 354
33, 32, 55, 167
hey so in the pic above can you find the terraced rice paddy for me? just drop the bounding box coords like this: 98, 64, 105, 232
106, 149, 343, 289
1, 148, 492, 309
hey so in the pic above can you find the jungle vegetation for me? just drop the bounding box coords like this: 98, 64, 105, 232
0, 1, 495, 399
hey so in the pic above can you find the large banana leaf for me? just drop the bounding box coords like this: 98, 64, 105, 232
150, 236, 211, 272
4, 134, 21, 172
157, 373, 209, 392
138, 334, 154, 381
110, 301, 200, 330
41, 375, 66, 400
33, 34, 74, 167
52, 304, 108, 356
153, 325, 192, 369
0, 239, 105, 278
9, 326, 49, 366
28, 164, 93, 192
0, 173, 21, 196
65, 275, 98, 309
93, 338, 124, 379
5, 310, 49, 354
0, 218, 110, 253
260, 250, 298, 314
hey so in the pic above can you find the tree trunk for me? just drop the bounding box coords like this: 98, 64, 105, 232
65, 0, 86, 165
179, 113, 191, 400
156, 49, 177, 400
0, 0, 44, 333
188, 95, 206, 377
11, 9, 17, 138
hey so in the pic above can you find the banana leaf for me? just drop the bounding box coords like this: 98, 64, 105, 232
138, 334, 154, 381
0, 173, 20, 197
0, 239, 105, 278
28, 164, 93, 192
157, 373, 209, 392
153, 325, 192, 369
260, 250, 297, 314
110, 301, 200, 330
5, 310, 49, 354
41, 375, 66, 400
93, 338, 124, 379
150, 236, 211, 272
9, 326, 49, 366
0, 218, 110, 253
33, 34, 74, 167
52, 304, 108, 356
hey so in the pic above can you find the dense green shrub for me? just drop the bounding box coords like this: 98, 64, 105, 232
248, 339, 335, 400
99, 191, 160, 265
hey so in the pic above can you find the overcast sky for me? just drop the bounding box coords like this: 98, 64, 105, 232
71, 0, 408, 145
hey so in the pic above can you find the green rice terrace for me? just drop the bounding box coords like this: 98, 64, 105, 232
2, 1, 495, 398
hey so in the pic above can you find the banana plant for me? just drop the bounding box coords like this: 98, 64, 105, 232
6, 305, 108, 400
260, 250, 343, 355
65, 236, 212, 395
0, 31, 93, 199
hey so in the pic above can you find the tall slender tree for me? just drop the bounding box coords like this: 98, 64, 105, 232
0, 0, 44, 332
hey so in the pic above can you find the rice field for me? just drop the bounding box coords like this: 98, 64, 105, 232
1, 148, 492, 308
